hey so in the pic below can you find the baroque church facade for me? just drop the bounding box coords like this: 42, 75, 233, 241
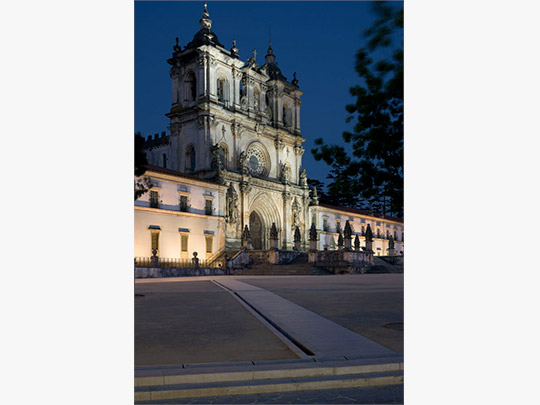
135, 5, 404, 262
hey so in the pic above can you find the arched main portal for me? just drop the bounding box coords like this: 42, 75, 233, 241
249, 192, 282, 250
249, 211, 264, 250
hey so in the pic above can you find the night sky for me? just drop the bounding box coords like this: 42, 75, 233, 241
135, 1, 402, 185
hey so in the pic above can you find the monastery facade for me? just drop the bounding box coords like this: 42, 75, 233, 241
134, 5, 404, 263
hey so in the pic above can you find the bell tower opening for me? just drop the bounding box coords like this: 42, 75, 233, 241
249, 211, 264, 250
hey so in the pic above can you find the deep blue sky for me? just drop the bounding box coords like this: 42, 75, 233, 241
135, 1, 402, 185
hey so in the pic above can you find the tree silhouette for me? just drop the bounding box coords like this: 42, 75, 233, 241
312, 2, 403, 216
134, 132, 151, 200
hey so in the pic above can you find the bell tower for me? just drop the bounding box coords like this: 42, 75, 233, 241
140, 4, 310, 251
165, 3, 244, 175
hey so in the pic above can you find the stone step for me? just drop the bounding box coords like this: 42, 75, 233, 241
135, 360, 403, 403
135, 357, 403, 387
238, 253, 328, 276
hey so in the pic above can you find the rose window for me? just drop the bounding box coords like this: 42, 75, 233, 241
246, 143, 269, 177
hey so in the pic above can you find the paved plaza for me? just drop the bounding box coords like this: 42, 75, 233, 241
244, 275, 403, 353
135, 274, 403, 403
135, 280, 297, 365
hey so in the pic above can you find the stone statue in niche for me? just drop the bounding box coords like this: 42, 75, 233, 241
270, 222, 278, 240
280, 162, 291, 184
253, 94, 259, 110
211, 143, 223, 171
238, 151, 249, 175
265, 105, 272, 120
299, 169, 307, 186
292, 197, 301, 228
225, 183, 239, 224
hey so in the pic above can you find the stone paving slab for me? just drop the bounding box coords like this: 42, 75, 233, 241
135, 280, 298, 366
243, 274, 404, 353
216, 279, 395, 359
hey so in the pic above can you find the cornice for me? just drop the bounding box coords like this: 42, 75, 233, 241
143, 170, 227, 190
313, 205, 404, 226
135, 205, 225, 221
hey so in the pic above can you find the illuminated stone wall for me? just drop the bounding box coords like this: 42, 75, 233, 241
309, 205, 404, 255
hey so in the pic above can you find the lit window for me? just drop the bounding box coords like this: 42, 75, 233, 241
206, 236, 213, 254
151, 232, 159, 254
219, 144, 228, 169
186, 146, 196, 173
181, 234, 188, 252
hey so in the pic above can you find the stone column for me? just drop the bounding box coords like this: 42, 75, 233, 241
282, 190, 291, 250
294, 99, 302, 131
293, 145, 304, 185
274, 137, 284, 179
231, 121, 241, 170
233, 69, 241, 107
239, 180, 251, 232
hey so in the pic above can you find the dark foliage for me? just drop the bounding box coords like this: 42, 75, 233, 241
134, 132, 151, 200
311, 2, 403, 217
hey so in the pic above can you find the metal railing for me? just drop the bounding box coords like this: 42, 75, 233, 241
135, 257, 222, 268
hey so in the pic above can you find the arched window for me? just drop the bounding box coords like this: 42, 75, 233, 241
254, 88, 260, 110
162, 153, 168, 169
184, 72, 196, 101
186, 145, 196, 173
217, 78, 224, 101
282, 103, 292, 127
216, 75, 229, 104
218, 143, 228, 169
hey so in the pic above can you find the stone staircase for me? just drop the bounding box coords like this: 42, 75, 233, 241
369, 256, 404, 273
135, 356, 403, 403
239, 253, 331, 276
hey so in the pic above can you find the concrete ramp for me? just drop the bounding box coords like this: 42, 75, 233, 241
215, 279, 395, 359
